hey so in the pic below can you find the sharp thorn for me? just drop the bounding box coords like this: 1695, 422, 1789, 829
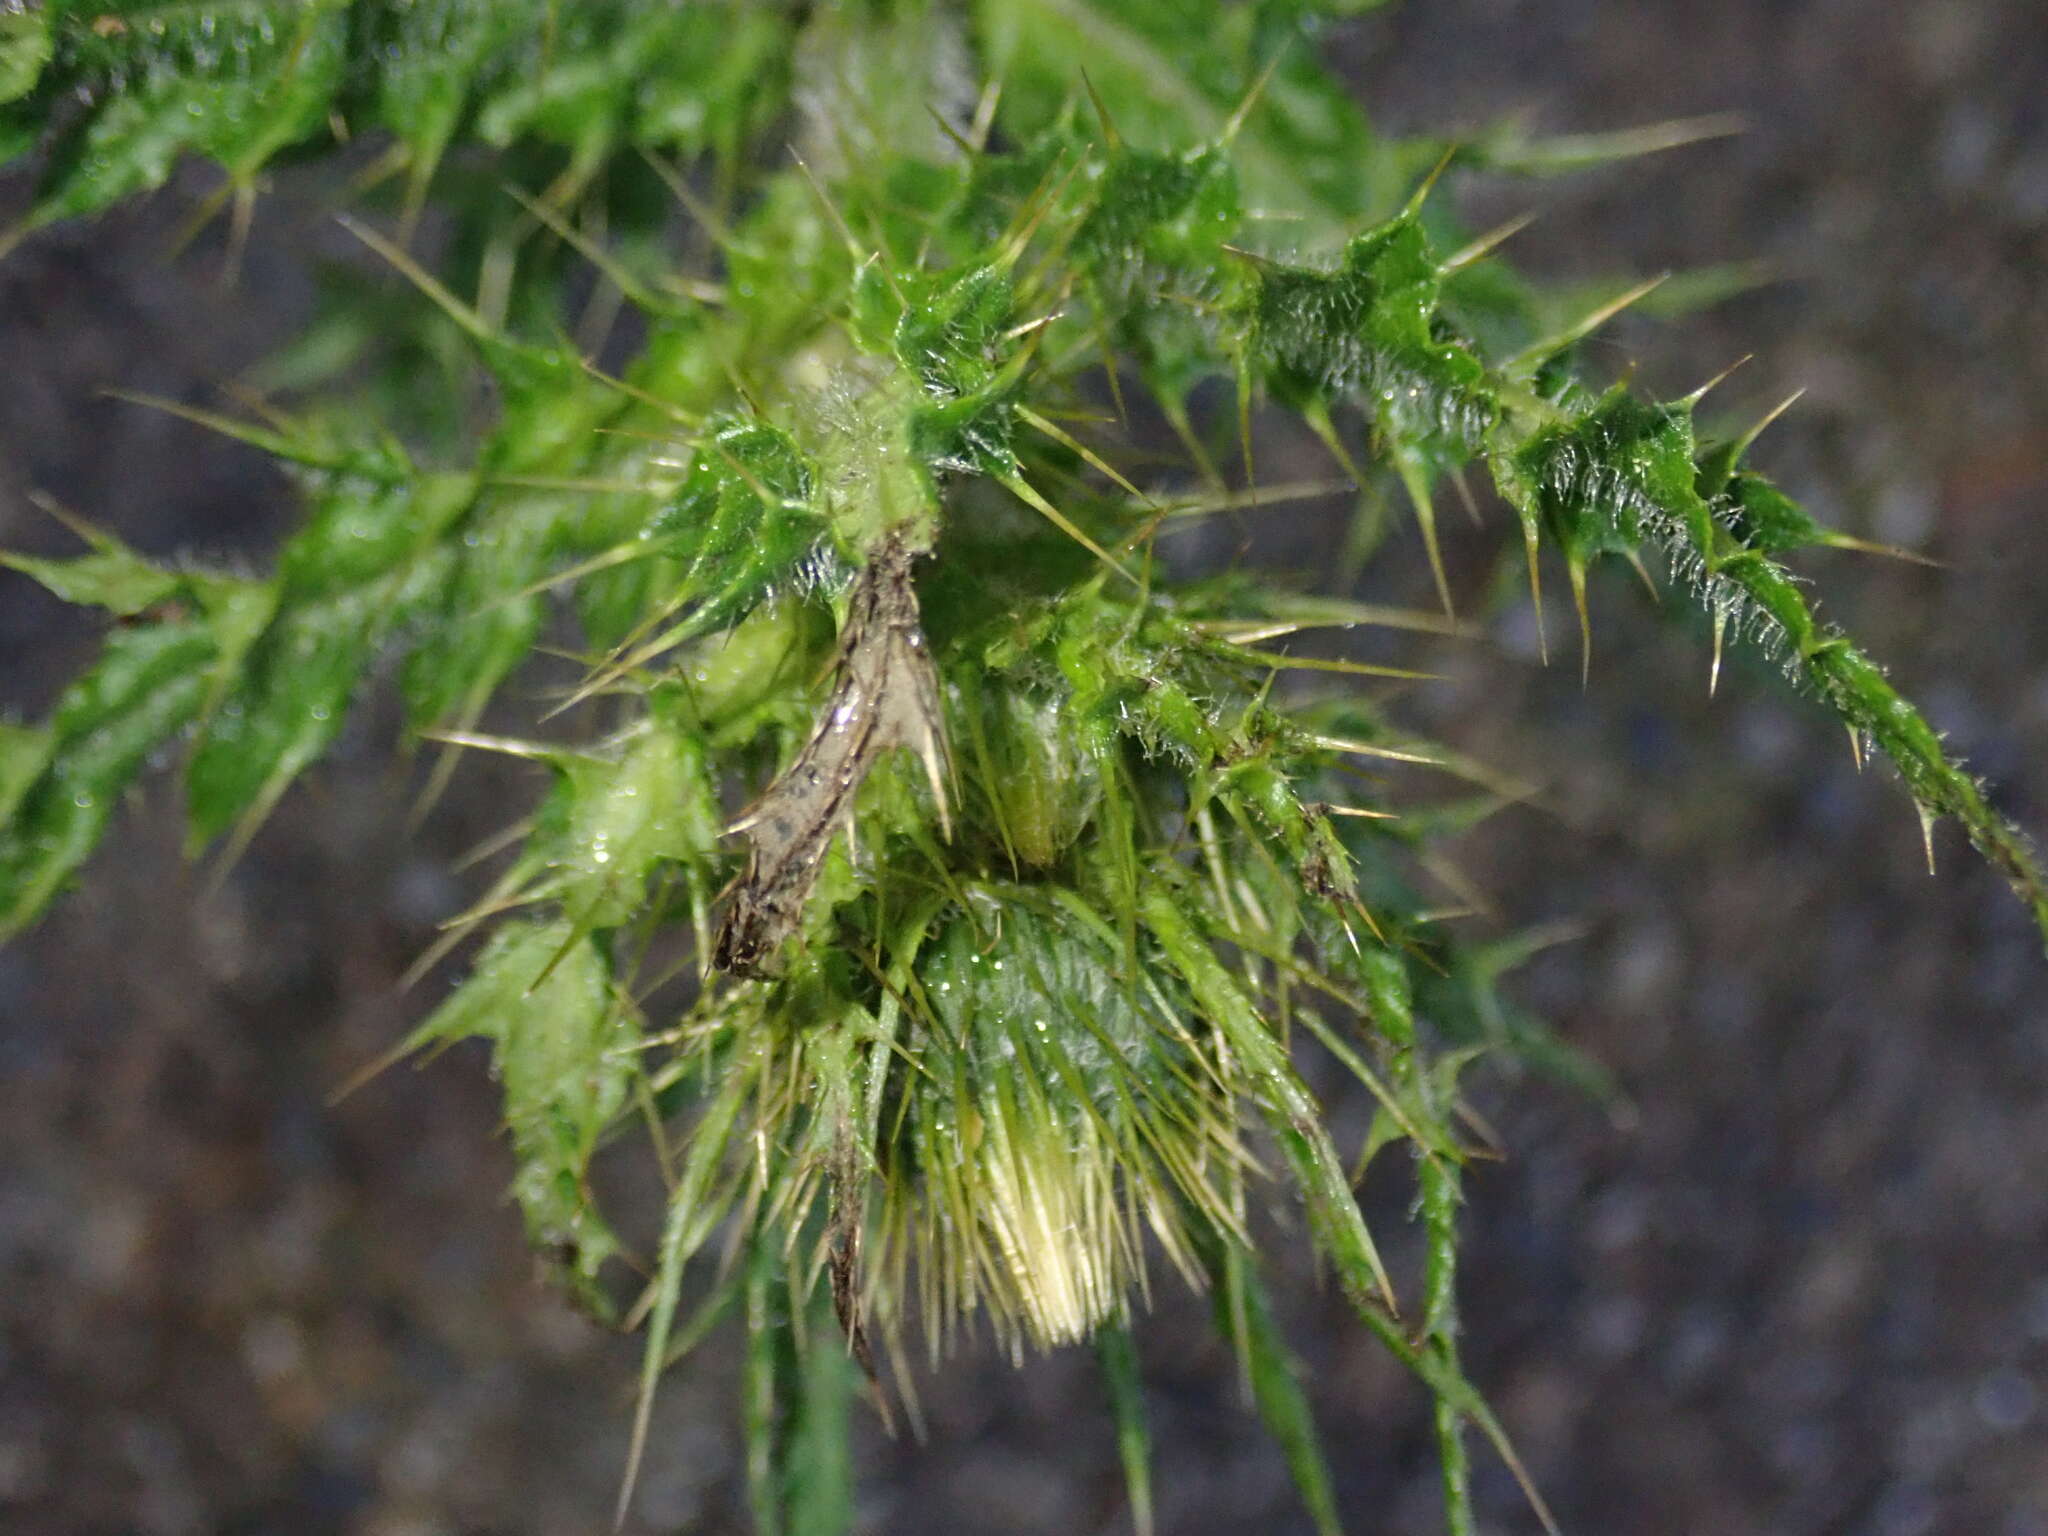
1569, 559, 1591, 687
1081, 70, 1122, 151
1679, 354, 1752, 409
1396, 452, 1455, 619
1403, 145, 1459, 219
1221, 53, 1283, 146
1441, 210, 1537, 274
1731, 388, 1806, 462
1623, 548, 1660, 603
1522, 522, 1548, 665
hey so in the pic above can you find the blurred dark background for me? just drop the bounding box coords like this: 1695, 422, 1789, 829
3, 2, 2046, 1532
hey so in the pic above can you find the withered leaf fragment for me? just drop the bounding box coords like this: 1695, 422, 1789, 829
827, 1129, 886, 1414
713, 528, 950, 977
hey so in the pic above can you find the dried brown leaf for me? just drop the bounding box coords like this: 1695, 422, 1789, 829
713, 528, 950, 977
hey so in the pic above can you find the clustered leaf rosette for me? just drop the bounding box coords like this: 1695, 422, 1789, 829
3, 3, 2043, 1533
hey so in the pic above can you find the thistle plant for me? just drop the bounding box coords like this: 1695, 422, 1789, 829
2, 2, 2043, 1533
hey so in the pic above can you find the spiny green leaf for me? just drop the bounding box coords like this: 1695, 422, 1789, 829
0, 6, 50, 106
0, 723, 51, 826
5, 10, 2043, 1533
552, 715, 723, 930
1493, 383, 2048, 936
1716, 469, 1835, 554
1072, 141, 1245, 404
277, 467, 477, 598
400, 495, 557, 731
634, 419, 837, 654
1095, 1320, 1156, 1536
0, 621, 216, 935
8, 0, 799, 232
1360, 944, 1477, 1534
977, 0, 1402, 222
0, 502, 211, 619
1503, 385, 1715, 560
469, 1, 784, 162
954, 670, 1104, 870
1143, 887, 1396, 1314
186, 470, 474, 845
1209, 1241, 1343, 1536
366, 0, 538, 178
622, 1033, 764, 1526
1078, 144, 1241, 270
745, 1257, 785, 1536
1252, 206, 1494, 450
184, 584, 383, 845
1, 546, 182, 618
406, 918, 631, 1313
782, 1280, 857, 1536
27, 0, 351, 227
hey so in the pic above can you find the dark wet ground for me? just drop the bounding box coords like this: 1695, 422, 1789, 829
3, 2, 2046, 1533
